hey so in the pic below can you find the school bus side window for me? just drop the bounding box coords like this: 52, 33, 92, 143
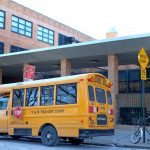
96, 88, 106, 103
88, 86, 95, 101
26, 87, 38, 107
56, 83, 77, 105
107, 91, 112, 105
0, 96, 9, 110
40, 86, 54, 106
12, 89, 24, 107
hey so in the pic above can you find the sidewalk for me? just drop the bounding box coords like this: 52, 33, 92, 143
84, 125, 150, 149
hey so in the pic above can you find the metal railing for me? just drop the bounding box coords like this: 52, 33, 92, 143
116, 94, 150, 125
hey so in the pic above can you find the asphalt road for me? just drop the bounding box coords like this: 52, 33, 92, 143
0, 136, 146, 150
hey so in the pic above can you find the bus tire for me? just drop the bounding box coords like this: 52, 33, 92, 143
69, 138, 84, 145
41, 125, 60, 146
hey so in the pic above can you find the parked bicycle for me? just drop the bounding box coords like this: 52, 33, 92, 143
130, 116, 150, 144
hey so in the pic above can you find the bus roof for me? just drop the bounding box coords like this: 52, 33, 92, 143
0, 73, 107, 90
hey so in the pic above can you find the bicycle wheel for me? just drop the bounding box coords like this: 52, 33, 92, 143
130, 126, 143, 144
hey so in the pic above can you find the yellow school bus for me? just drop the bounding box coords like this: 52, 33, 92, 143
0, 73, 114, 146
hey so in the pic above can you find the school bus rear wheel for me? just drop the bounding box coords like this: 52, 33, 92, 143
41, 125, 60, 146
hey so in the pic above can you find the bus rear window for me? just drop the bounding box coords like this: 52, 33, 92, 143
88, 86, 94, 101
107, 91, 112, 105
96, 88, 106, 103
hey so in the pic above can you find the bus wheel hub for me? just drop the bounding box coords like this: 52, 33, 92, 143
47, 133, 52, 139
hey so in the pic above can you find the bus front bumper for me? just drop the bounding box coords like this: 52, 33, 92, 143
79, 129, 114, 138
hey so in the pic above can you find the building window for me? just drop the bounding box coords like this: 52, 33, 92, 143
58, 34, 69, 45
11, 15, 32, 38
0, 42, 4, 54
128, 70, 140, 93
119, 71, 128, 93
37, 25, 54, 45
58, 33, 80, 46
99, 70, 108, 78
10, 45, 27, 53
0, 10, 5, 29
56, 83, 77, 105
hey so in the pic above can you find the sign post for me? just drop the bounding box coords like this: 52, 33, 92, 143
138, 48, 149, 143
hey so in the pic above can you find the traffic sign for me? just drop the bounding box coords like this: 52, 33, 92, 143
141, 68, 146, 80
138, 48, 149, 69
13, 107, 23, 119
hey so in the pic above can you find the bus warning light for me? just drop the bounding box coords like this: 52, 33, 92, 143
89, 106, 97, 113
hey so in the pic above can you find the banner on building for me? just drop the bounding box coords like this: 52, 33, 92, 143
24, 64, 35, 81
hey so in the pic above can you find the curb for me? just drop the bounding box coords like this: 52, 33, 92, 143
115, 125, 134, 129
83, 142, 150, 149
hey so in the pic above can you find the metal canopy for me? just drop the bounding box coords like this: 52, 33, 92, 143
1, 33, 150, 77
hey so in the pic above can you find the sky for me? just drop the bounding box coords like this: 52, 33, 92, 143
13, 0, 150, 39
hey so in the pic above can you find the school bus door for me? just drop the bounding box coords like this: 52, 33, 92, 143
0, 94, 9, 133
